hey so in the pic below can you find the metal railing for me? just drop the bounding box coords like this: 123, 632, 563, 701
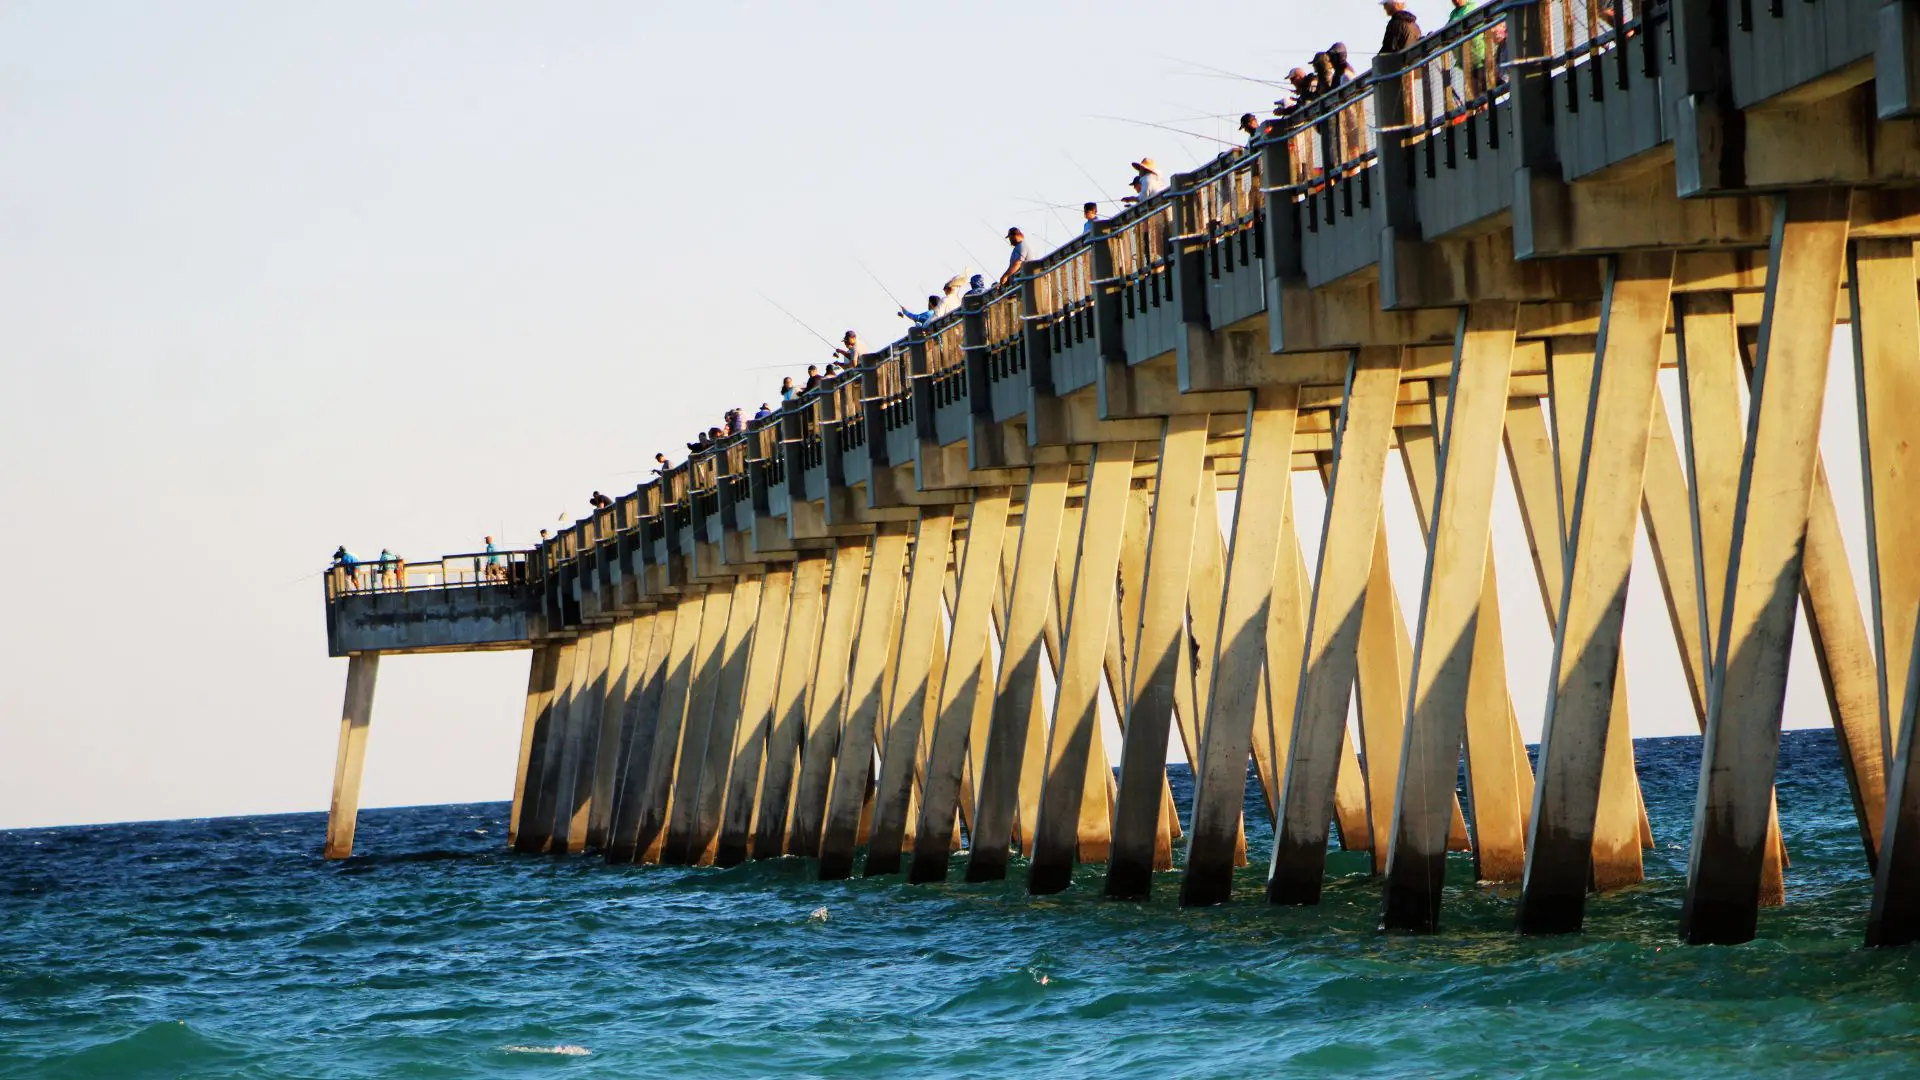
1186, 150, 1265, 280
1274, 75, 1379, 192
325, 550, 532, 600
1505, 0, 1662, 89
983, 287, 1028, 383
924, 319, 966, 374
1398, 4, 1511, 150
1032, 240, 1097, 354
1105, 201, 1176, 315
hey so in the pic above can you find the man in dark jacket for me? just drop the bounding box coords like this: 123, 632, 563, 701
1379, 0, 1422, 56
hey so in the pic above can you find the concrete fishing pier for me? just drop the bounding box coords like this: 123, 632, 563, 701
321, 0, 1920, 946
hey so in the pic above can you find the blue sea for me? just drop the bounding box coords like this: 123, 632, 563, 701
4, 730, 1918, 1078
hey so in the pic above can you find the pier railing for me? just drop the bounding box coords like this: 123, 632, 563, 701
325, 550, 532, 600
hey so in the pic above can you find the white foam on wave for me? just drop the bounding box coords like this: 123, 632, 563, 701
501, 1044, 592, 1056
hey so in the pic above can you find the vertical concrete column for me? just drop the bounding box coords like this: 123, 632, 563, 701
787, 540, 869, 858
518, 640, 577, 855
753, 554, 827, 859
911, 489, 1012, 882
1179, 388, 1300, 904
624, 591, 708, 864
1106, 416, 1210, 896
967, 463, 1071, 882
867, 512, 958, 876
1029, 443, 1137, 893
1380, 302, 1518, 932
1546, 338, 1654, 876
585, 619, 639, 851
508, 645, 562, 848
324, 654, 380, 860
714, 567, 793, 867
1518, 252, 1674, 934
684, 575, 763, 865
820, 526, 913, 879
1682, 190, 1852, 946
660, 580, 736, 864
1268, 346, 1403, 904
604, 611, 676, 863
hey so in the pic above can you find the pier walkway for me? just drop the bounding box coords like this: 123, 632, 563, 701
321, 0, 1920, 946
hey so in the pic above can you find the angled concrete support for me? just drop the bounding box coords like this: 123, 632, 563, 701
1381, 302, 1519, 932
509, 645, 563, 849
518, 640, 577, 855
1855, 234, 1920, 942
623, 591, 707, 864
1108, 414, 1213, 898
1519, 252, 1674, 934
1403, 420, 1530, 886
1547, 337, 1653, 879
911, 490, 1012, 882
1181, 387, 1301, 905
820, 526, 913, 879
1669, 302, 1791, 904
787, 541, 867, 858
1683, 190, 1853, 946
324, 653, 380, 860
752, 554, 827, 859
542, 639, 597, 853
715, 567, 793, 867
1270, 345, 1403, 905
605, 615, 675, 863
585, 619, 639, 851
1030, 442, 1137, 893
866, 511, 957, 876
661, 581, 736, 863
683, 576, 763, 865
968, 463, 1071, 882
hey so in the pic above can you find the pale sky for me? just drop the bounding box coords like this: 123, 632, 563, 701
0, 2, 1871, 830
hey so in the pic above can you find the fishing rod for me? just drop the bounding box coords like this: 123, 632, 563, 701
755, 291, 838, 351
1164, 55, 1294, 91
1085, 113, 1241, 148
1063, 152, 1123, 207
855, 258, 912, 315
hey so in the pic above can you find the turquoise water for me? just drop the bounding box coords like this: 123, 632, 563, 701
4, 730, 1919, 1078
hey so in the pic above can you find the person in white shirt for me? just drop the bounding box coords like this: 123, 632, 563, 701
1132, 158, 1169, 199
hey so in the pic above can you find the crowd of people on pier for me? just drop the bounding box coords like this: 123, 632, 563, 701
495, 2, 1503, 550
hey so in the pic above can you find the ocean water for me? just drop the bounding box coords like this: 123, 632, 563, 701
3, 729, 1918, 1079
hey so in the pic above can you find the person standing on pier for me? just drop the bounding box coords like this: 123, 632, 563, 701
802, 365, 823, 393
589, 491, 612, 510
331, 546, 360, 592
753, 403, 773, 422
780, 376, 797, 402
998, 228, 1032, 288
833, 330, 859, 364
1083, 201, 1100, 234
652, 452, 670, 475
1239, 113, 1260, 145
1378, 0, 1422, 55
377, 548, 399, 591
483, 536, 502, 582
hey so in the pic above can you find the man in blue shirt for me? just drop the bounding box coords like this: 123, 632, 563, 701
899, 293, 942, 326
999, 227, 1032, 288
